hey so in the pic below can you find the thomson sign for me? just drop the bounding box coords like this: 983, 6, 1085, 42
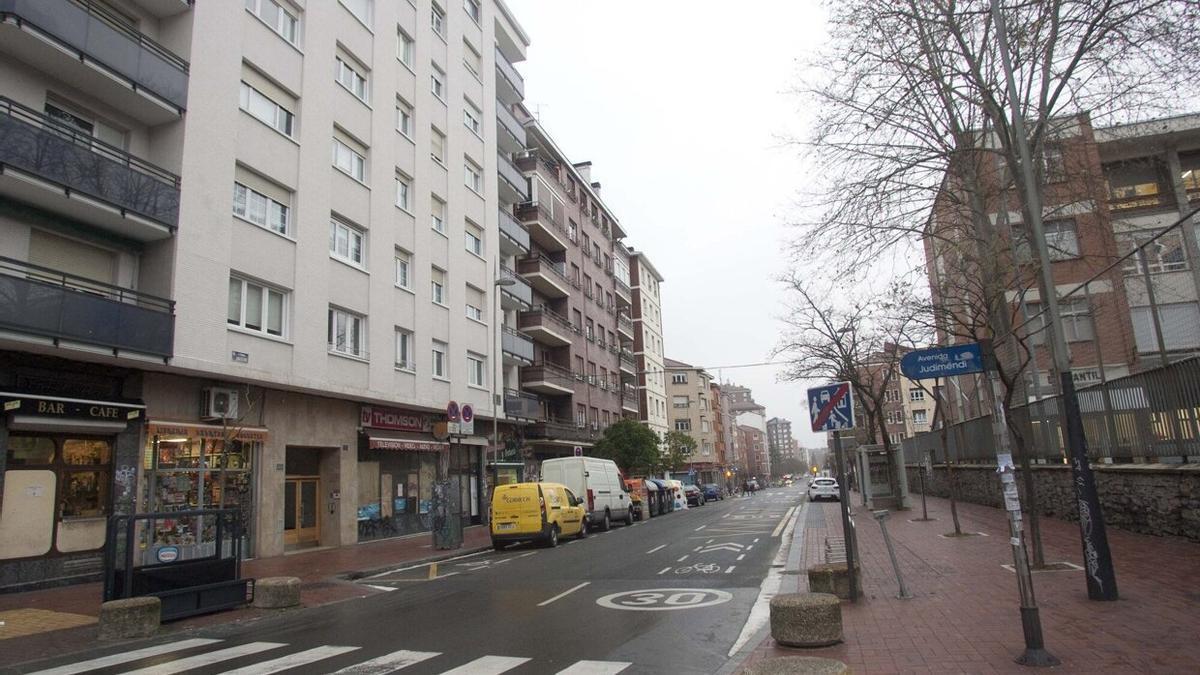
360, 405, 432, 432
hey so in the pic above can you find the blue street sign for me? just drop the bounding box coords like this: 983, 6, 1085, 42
808, 382, 855, 432
900, 343, 985, 380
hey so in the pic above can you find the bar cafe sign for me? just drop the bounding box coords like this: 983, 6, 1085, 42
1, 394, 142, 420
360, 405, 431, 433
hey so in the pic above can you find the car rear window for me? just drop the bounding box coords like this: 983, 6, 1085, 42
815, 479, 836, 485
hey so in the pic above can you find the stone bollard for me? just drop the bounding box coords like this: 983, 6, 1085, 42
742, 656, 851, 675
770, 593, 843, 648
98, 596, 161, 640
807, 562, 861, 600
252, 576, 301, 609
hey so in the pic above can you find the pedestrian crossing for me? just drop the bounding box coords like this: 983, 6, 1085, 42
23, 639, 633, 675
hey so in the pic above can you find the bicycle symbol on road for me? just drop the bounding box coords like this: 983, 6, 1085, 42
674, 563, 721, 574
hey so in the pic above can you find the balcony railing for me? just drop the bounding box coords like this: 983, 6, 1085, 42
615, 277, 631, 298
0, 255, 174, 357
525, 418, 598, 442
0, 0, 190, 110
0, 96, 180, 228
496, 99, 526, 145
620, 350, 636, 370
499, 265, 532, 307
617, 313, 634, 334
521, 361, 575, 388
501, 326, 535, 363
518, 255, 569, 282
498, 152, 529, 201
519, 304, 574, 331
494, 46, 525, 99
498, 209, 530, 253
504, 389, 542, 420
517, 199, 566, 231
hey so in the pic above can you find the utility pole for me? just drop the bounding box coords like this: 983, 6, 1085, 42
990, 0, 1117, 601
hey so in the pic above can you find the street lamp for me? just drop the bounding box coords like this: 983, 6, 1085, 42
488, 275, 516, 524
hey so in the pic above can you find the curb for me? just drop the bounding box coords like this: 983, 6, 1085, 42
340, 545, 491, 581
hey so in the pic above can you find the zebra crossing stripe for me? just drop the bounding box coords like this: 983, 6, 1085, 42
555, 660, 632, 674
25, 639, 223, 675
219, 645, 361, 675
121, 642, 286, 675
327, 649, 441, 675
439, 655, 531, 674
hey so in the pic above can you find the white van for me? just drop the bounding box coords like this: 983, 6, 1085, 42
541, 457, 632, 530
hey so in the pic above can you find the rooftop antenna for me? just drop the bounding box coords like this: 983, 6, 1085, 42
532, 103, 549, 121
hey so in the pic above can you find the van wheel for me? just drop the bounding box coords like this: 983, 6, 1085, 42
601, 511, 612, 531
624, 510, 634, 526
577, 518, 589, 539
492, 541, 505, 551
546, 526, 559, 548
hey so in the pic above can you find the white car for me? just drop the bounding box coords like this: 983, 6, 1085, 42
808, 477, 840, 502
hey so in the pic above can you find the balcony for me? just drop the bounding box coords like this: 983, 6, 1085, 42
495, 46, 524, 104
614, 277, 632, 305
504, 389, 543, 421
128, 0, 192, 18
517, 255, 571, 299
617, 313, 634, 341
520, 362, 575, 396
525, 418, 598, 444
502, 326, 534, 365
496, 99, 525, 155
498, 152, 528, 205
517, 305, 573, 347
622, 393, 639, 414
499, 209, 530, 256
0, 97, 180, 240
0, 0, 189, 123
498, 265, 532, 311
619, 349, 636, 375
515, 199, 568, 252
0, 256, 174, 358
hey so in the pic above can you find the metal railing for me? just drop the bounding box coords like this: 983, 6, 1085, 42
620, 350, 636, 370
526, 418, 598, 442
617, 313, 634, 333
1, 0, 190, 109
519, 304, 573, 331
497, 152, 529, 201
517, 199, 566, 230
521, 361, 575, 388
494, 46, 524, 98
498, 209, 530, 253
0, 255, 174, 357
0, 97, 180, 227
518, 254, 569, 282
496, 99, 526, 145
498, 265, 532, 306
501, 325, 534, 362
504, 389, 542, 420
615, 278, 631, 298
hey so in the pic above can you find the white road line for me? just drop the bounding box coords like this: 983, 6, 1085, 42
516, 551, 538, 558
771, 506, 797, 537
440, 655, 531, 675
556, 660, 633, 674
328, 649, 441, 674
694, 525, 706, 531
121, 642, 286, 675
220, 645, 360, 675
746, 545, 754, 551
493, 557, 513, 564
722, 514, 731, 518
677, 555, 688, 562
706, 539, 714, 544
365, 584, 398, 592
366, 550, 489, 578
693, 546, 702, 552
729, 505, 800, 657
753, 538, 760, 543
645, 544, 666, 554
537, 581, 591, 607
736, 554, 745, 561
726, 566, 736, 573
26, 639, 223, 675
657, 567, 671, 575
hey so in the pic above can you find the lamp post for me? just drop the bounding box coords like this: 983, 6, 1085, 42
489, 274, 516, 525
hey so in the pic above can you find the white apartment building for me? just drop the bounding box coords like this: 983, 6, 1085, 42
0, 0, 530, 589
629, 247, 667, 440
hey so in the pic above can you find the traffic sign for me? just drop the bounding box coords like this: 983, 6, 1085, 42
573, 445, 583, 457
900, 343, 985, 380
808, 382, 855, 432
446, 400, 460, 422
460, 404, 474, 435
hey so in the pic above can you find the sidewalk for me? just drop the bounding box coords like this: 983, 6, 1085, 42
741, 492, 1200, 674
0, 525, 490, 668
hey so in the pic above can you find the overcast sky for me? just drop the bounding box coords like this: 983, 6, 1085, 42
505, 1, 831, 447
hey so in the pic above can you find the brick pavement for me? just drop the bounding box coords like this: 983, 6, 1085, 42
741, 493, 1200, 674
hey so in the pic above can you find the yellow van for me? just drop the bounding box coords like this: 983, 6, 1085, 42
490, 482, 588, 549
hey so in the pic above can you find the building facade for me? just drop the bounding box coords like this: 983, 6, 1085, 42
0, 0, 533, 588
629, 248, 668, 442
766, 417, 797, 463
663, 358, 719, 483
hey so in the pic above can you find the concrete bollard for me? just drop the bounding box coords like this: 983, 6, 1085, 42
742, 656, 851, 675
807, 562, 861, 600
770, 592, 843, 648
252, 576, 301, 609
98, 596, 161, 640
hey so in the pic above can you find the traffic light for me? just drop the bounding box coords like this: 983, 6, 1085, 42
811, 465, 818, 474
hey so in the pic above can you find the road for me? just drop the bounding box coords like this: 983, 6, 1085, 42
11, 488, 805, 675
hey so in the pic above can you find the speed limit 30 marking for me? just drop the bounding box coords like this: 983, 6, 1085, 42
596, 588, 733, 611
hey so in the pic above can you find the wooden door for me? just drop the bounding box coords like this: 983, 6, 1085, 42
283, 477, 320, 546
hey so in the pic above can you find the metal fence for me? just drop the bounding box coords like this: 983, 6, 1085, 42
903, 356, 1200, 464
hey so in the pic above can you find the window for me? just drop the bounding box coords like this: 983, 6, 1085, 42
398, 28, 414, 67
701, 419, 710, 433
245, 0, 298, 45
463, 0, 480, 23
585, 319, 595, 341
395, 328, 414, 370
1181, 151, 1200, 200
1041, 143, 1065, 183
463, 101, 482, 136
675, 419, 692, 431
431, 128, 446, 163
339, 0, 372, 26
465, 159, 483, 193
468, 353, 485, 387
432, 340, 448, 378
335, 54, 369, 102
575, 403, 586, 426
332, 136, 366, 182
232, 176, 289, 235
239, 81, 294, 136
466, 284, 484, 322
673, 395, 689, 408
431, 3, 446, 38
329, 217, 365, 266
395, 249, 411, 288
671, 373, 687, 384
431, 267, 446, 305
431, 65, 446, 100
583, 274, 593, 297
395, 172, 411, 210
463, 40, 482, 77
909, 388, 925, 402
912, 410, 929, 425
430, 196, 446, 233
1016, 219, 1079, 261
328, 307, 365, 357
1117, 230, 1188, 276
1132, 302, 1200, 352
465, 222, 483, 255
396, 97, 413, 137
228, 276, 286, 337
1026, 299, 1093, 344
1105, 158, 1171, 210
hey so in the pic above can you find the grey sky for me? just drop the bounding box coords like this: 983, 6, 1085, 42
505, 1, 830, 447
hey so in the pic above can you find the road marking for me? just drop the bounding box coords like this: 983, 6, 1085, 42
220, 646, 360, 675
677, 555, 688, 562
658, 567, 671, 575
645, 544, 666, 554
25, 639, 223, 675
746, 545, 754, 551
722, 514, 731, 518
706, 539, 714, 544
516, 551, 538, 559
440, 655, 531, 675
730, 505, 800, 657
597, 588, 733, 612
537, 581, 591, 607
736, 554, 745, 561
694, 525, 706, 531
493, 557, 513, 564
753, 538, 760, 543
726, 566, 736, 573
771, 506, 797, 537
122, 642, 286, 675
365, 584, 398, 592
556, 660, 632, 674
328, 649, 441, 674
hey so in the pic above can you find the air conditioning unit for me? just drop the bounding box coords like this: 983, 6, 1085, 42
201, 387, 239, 420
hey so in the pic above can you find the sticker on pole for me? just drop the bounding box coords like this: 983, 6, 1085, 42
807, 382, 855, 432
596, 588, 733, 611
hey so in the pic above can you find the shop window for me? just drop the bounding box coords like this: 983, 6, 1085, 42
61, 470, 109, 518
5, 435, 55, 465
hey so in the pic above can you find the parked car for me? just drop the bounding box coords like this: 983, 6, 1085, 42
490, 482, 587, 549
541, 457, 633, 530
808, 477, 840, 502
702, 483, 723, 501
684, 484, 706, 506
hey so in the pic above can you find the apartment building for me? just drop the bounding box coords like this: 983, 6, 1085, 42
738, 424, 768, 482
664, 358, 720, 482
766, 417, 797, 461
509, 116, 637, 462
0, 0, 531, 588
711, 383, 734, 484
629, 247, 668, 440
725, 383, 770, 479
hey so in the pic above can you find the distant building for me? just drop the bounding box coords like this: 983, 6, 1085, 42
766, 417, 798, 463
664, 358, 720, 483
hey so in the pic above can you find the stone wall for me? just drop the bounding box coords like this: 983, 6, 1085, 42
905, 462, 1200, 542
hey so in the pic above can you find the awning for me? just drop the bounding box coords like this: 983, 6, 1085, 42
367, 437, 449, 452
147, 421, 270, 442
